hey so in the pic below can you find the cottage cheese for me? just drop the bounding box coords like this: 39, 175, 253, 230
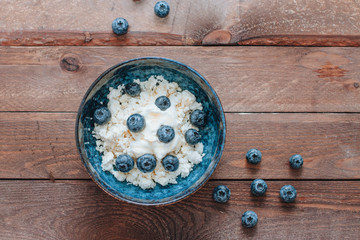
93, 76, 204, 189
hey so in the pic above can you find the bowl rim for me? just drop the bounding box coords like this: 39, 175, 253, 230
75, 57, 226, 206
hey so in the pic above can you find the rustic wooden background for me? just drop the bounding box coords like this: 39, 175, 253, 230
1, 0, 360, 239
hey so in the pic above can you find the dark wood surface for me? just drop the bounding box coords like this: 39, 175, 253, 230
1, 181, 360, 240
1, 0, 360, 46
1, 0, 360, 239
1, 113, 359, 180
1, 46, 360, 112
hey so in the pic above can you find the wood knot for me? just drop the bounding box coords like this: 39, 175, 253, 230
84, 32, 93, 43
354, 82, 359, 88
60, 54, 82, 72
202, 30, 232, 45
49, 172, 55, 183
315, 62, 347, 79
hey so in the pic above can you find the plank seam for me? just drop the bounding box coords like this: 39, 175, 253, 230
0, 178, 359, 181
1, 111, 360, 114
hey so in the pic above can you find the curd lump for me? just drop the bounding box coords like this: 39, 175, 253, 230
93, 76, 204, 189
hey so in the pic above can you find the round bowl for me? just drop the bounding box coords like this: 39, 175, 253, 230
75, 57, 226, 206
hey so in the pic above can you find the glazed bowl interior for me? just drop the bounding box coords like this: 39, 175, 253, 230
76, 57, 226, 206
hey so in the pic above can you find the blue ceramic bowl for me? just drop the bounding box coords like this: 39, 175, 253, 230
75, 57, 226, 206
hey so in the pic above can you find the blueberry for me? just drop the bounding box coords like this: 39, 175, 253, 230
289, 154, 303, 169
154, 1, 170, 18
94, 107, 111, 125
251, 179, 268, 196
127, 114, 145, 133
157, 125, 175, 143
280, 185, 297, 203
155, 96, 171, 111
190, 110, 206, 127
162, 155, 179, 172
185, 129, 201, 145
212, 185, 231, 203
241, 211, 258, 228
125, 82, 141, 97
115, 154, 134, 173
136, 154, 156, 173
112, 18, 129, 35
246, 148, 262, 164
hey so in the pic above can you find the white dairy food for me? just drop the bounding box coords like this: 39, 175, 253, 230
93, 76, 204, 189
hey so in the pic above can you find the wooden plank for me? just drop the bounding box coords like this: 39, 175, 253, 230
218, 113, 360, 180
0, 0, 360, 46
1, 112, 359, 179
1, 46, 360, 112
0, 113, 87, 179
1, 180, 359, 239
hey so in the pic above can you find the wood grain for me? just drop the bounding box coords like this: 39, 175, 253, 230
1, 46, 360, 112
0, 31, 184, 46
0, 113, 86, 179
217, 113, 360, 180
1, 112, 359, 179
1, 0, 360, 46
239, 35, 360, 47
1, 180, 359, 240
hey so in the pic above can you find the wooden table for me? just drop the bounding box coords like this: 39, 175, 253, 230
1, 1, 360, 239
